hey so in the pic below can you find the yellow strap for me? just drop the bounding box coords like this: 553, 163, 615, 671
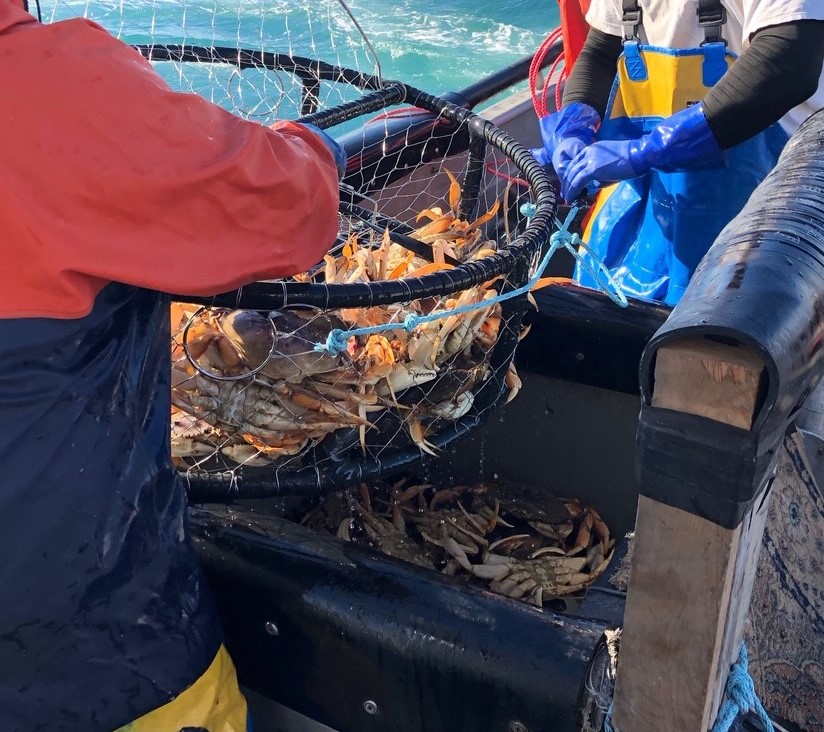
608, 49, 733, 120
116, 646, 249, 732
582, 182, 619, 241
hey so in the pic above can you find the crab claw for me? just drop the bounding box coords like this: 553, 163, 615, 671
505, 362, 522, 404
407, 416, 439, 456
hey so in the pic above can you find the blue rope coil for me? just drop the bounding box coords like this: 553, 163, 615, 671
604, 643, 774, 732
604, 703, 616, 732
314, 205, 628, 357
711, 643, 774, 732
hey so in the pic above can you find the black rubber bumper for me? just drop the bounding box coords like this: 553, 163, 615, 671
190, 504, 607, 732
638, 110, 824, 528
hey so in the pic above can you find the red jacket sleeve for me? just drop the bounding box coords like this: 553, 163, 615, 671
0, 9, 339, 318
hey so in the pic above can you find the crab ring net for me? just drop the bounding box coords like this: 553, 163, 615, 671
169, 81, 553, 500
40, 0, 556, 499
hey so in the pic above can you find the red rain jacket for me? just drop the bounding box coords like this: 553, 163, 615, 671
0, 0, 339, 319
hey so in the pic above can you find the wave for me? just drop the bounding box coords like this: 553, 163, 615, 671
41, 0, 557, 94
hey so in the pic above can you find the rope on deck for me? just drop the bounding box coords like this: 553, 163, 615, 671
603, 643, 774, 732
711, 644, 774, 732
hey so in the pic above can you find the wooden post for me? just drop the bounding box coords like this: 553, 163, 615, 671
612, 337, 772, 731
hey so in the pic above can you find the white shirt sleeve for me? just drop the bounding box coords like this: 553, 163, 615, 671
743, 0, 824, 40
585, 0, 625, 37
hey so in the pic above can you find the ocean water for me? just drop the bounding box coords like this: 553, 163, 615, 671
42, 0, 560, 121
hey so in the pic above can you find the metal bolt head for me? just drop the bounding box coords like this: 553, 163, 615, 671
509, 722, 528, 732
363, 700, 379, 716
264, 621, 279, 636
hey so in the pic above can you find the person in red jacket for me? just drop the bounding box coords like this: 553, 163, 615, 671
0, 1, 343, 729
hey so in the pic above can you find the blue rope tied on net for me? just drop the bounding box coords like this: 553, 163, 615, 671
603, 643, 773, 732
315, 205, 628, 356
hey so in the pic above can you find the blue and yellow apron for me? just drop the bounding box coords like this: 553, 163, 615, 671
574, 0, 787, 305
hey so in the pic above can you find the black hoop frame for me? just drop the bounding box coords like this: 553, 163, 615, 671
144, 47, 557, 499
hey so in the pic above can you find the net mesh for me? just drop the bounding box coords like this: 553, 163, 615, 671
169, 154, 537, 493
38, 0, 553, 496
41, 0, 382, 124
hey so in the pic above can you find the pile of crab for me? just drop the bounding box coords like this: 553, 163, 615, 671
171, 172, 523, 469
302, 480, 615, 606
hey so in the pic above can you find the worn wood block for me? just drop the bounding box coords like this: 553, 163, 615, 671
651, 337, 765, 430
612, 495, 771, 731
614, 337, 770, 731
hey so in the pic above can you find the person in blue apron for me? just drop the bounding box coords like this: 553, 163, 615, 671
535, 0, 824, 304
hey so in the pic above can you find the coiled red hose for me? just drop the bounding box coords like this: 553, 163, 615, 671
529, 27, 565, 118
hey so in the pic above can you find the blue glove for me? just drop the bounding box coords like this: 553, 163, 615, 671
300, 122, 347, 179
531, 102, 601, 180
561, 103, 724, 202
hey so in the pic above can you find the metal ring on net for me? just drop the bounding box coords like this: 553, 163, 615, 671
169, 73, 556, 501
180, 306, 281, 382
225, 65, 285, 120
132, 46, 386, 116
